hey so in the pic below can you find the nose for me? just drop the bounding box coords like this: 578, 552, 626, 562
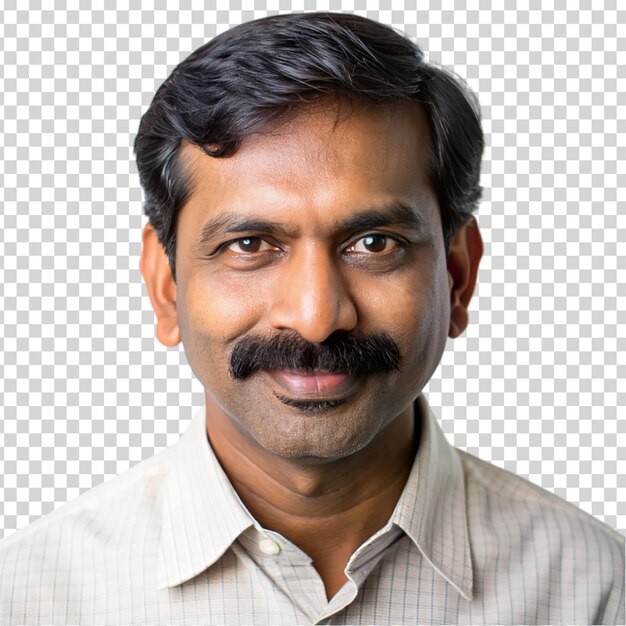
268, 245, 358, 343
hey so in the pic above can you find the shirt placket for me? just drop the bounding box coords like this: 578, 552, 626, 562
237, 524, 405, 624
236, 526, 328, 622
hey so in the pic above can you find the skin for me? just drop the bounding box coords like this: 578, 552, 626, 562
140, 99, 483, 599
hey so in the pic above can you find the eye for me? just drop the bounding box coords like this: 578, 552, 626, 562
225, 237, 277, 254
346, 234, 400, 254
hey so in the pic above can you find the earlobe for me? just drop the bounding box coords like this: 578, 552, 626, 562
446, 216, 483, 339
139, 223, 182, 347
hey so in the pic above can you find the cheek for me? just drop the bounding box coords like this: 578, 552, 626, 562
379, 253, 450, 371
184, 273, 267, 341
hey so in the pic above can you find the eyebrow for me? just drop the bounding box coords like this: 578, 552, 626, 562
192, 200, 426, 254
192, 215, 295, 255
337, 201, 426, 233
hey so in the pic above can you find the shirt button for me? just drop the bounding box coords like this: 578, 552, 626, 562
259, 538, 281, 555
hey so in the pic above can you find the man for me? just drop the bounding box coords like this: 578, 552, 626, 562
0, 12, 623, 625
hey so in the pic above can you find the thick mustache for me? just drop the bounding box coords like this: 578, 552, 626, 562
229, 331, 401, 380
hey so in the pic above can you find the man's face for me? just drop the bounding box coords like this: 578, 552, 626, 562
161, 101, 453, 460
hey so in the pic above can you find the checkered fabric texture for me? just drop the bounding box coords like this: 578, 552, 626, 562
0, 0, 624, 540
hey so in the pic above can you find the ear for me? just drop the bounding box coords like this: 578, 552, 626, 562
139, 223, 182, 347
446, 215, 483, 338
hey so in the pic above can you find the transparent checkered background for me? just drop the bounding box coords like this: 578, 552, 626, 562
1, 0, 624, 540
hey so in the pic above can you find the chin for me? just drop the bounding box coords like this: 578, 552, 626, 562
247, 406, 382, 462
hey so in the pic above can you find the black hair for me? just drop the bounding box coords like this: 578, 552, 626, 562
134, 12, 484, 283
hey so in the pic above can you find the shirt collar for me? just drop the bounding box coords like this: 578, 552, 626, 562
157, 393, 473, 600
391, 393, 473, 600
156, 405, 254, 589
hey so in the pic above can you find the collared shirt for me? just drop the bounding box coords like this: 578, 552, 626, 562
0, 394, 623, 625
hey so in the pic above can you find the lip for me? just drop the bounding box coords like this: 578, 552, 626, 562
267, 369, 358, 397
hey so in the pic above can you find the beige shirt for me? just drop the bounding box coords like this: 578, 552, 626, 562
0, 394, 623, 625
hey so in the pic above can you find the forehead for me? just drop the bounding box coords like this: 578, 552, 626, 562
178, 100, 437, 232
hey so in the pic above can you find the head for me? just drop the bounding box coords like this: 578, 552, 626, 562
137, 13, 484, 460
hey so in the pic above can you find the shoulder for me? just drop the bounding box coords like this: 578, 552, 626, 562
0, 443, 173, 550
458, 448, 624, 547
458, 449, 625, 624
0, 444, 175, 620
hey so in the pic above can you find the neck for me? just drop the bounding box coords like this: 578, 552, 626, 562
205, 398, 419, 599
